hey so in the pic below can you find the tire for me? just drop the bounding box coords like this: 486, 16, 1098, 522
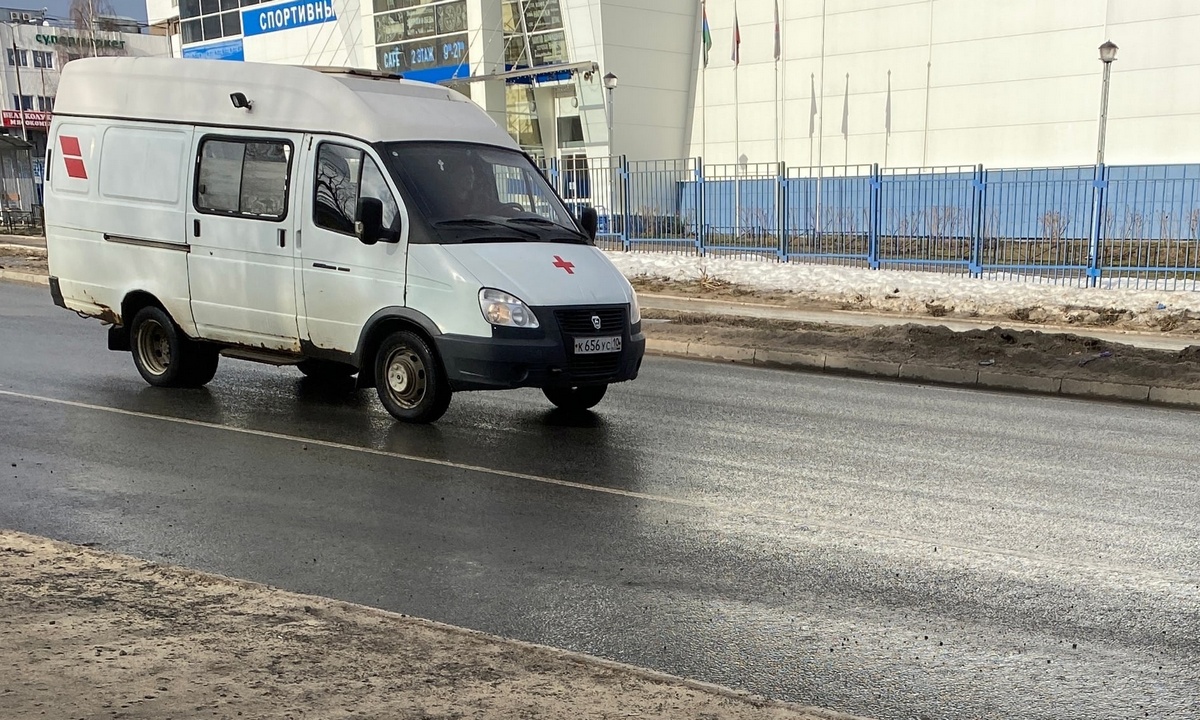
543, 384, 608, 411
130, 305, 218, 388
374, 330, 451, 423
297, 359, 357, 381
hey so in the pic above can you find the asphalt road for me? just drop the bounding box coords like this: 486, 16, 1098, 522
2, 280, 1198, 720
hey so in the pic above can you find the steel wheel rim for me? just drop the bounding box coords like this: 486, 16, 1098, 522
136, 319, 171, 376
384, 345, 427, 409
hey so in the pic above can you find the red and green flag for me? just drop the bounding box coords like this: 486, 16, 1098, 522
702, 2, 713, 68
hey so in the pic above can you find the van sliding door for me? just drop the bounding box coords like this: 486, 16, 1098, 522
185, 130, 303, 350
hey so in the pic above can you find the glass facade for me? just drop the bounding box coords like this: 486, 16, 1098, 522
180, 0, 260, 45
373, 0, 468, 79
502, 0, 567, 69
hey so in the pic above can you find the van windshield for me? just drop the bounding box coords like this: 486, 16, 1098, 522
382, 142, 587, 244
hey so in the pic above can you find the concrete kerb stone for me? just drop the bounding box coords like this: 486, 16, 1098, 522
644, 338, 690, 358
823, 356, 901, 378
0, 243, 46, 255
977, 371, 1062, 395
686, 343, 756, 363
0, 269, 49, 286
1149, 386, 1200, 407
652, 340, 1200, 411
1060, 378, 1151, 402
899, 363, 980, 386
754, 349, 826, 371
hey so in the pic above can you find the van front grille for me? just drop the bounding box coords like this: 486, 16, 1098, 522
555, 307, 627, 336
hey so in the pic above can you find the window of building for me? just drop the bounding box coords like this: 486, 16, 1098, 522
195, 138, 292, 220
500, 0, 567, 69
32, 51, 53, 69
180, 0, 266, 44
12, 95, 33, 111
6, 49, 28, 67
313, 143, 399, 236
36, 96, 54, 112
372, 0, 468, 75
556, 116, 584, 147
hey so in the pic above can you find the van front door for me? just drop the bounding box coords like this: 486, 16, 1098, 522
186, 131, 301, 350
297, 138, 408, 356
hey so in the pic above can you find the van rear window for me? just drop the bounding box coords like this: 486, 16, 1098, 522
195, 138, 291, 220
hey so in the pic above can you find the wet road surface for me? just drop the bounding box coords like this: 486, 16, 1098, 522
1, 281, 1198, 720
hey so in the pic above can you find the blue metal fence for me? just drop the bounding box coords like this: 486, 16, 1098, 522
536, 157, 1200, 290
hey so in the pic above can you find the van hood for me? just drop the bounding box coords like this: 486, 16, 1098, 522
441, 242, 632, 307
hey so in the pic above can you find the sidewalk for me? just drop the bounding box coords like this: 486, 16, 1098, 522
0, 530, 854, 720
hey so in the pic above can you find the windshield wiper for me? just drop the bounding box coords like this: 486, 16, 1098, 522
436, 218, 539, 239
505, 217, 588, 241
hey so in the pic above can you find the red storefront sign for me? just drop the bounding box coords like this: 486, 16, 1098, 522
2, 110, 52, 130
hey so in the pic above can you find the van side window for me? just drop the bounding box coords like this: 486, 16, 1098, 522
314, 143, 399, 237
196, 138, 291, 220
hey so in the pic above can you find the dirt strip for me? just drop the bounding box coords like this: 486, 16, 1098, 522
0, 530, 855, 720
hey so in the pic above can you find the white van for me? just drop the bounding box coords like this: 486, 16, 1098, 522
44, 57, 644, 423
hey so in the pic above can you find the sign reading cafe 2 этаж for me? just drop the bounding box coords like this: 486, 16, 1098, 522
242, 0, 337, 38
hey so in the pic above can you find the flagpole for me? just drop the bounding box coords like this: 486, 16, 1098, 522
734, 66, 740, 241
816, 0, 827, 243
733, 0, 741, 241
774, 0, 781, 166
884, 70, 891, 169
701, 0, 707, 162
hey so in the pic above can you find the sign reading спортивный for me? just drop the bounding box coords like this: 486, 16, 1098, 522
242, 0, 337, 37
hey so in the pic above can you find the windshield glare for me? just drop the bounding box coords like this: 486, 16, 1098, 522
384, 142, 579, 241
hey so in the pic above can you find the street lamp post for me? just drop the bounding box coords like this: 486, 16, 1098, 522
1096, 40, 1118, 166
1089, 40, 1118, 288
603, 72, 618, 156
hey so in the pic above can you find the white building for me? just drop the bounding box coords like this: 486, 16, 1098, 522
145, 0, 1200, 170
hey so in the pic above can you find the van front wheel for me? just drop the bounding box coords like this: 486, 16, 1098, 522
374, 330, 451, 423
543, 384, 607, 411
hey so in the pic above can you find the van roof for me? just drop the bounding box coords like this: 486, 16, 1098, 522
53, 57, 517, 149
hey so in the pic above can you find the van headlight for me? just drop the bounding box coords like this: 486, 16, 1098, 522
479, 288, 540, 329
629, 291, 641, 325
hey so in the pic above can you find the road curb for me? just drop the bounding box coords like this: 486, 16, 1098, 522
4, 268, 1192, 412
0, 269, 49, 286
0, 243, 46, 254
645, 338, 1200, 411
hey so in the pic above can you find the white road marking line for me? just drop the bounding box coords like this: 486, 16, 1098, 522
0, 387, 1193, 585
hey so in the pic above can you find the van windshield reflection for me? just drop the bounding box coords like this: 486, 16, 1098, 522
384, 142, 586, 244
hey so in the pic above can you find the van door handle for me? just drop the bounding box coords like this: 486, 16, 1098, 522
193, 219, 201, 237
278, 229, 286, 248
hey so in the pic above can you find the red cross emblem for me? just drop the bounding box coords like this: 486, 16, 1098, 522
552, 255, 575, 274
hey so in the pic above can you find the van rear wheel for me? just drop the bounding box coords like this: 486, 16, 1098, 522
543, 384, 607, 411
130, 306, 217, 388
374, 330, 451, 423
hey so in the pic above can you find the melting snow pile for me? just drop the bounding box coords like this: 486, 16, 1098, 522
606, 252, 1200, 328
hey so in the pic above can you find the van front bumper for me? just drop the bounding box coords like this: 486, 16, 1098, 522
435, 324, 646, 392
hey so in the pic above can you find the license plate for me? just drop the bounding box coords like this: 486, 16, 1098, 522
573, 336, 622, 355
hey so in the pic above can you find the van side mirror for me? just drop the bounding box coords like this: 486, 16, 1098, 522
356, 197, 385, 245
579, 206, 598, 243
